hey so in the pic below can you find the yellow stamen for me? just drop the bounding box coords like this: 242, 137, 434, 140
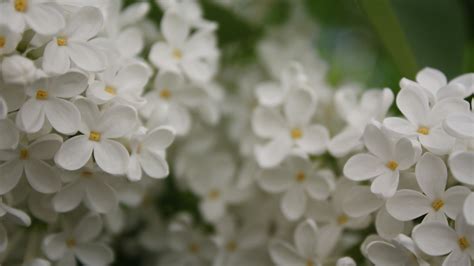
295, 171, 305, 182
458, 236, 470, 250
89, 131, 101, 142
386, 160, 399, 171
431, 199, 444, 211
417, 127, 430, 135
306, 259, 314, 266
56, 37, 67, 46
337, 214, 348, 225
208, 189, 220, 200
36, 89, 48, 100
172, 48, 182, 59
0, 36, 5, 48
226, 241, 237, 252
81, 171, 93, 177
189, 243, 200, 253
19, 149, 28, 160
291, 128, 303, 139
104, 86, 117, 95
14, 0, 27, 12
160, 88, 171, 99
66, 238, 76, 248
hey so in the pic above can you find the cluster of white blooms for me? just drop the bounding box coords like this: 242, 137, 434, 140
0, 0, 473, 266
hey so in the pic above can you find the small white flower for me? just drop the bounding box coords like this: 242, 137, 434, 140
43, 214, 114, 266
17, 71, 88, 134
54, 98, 137, 175
386, 153, 470, 224
366, 234, 429, 266
413, 214, 474, 266
127, 126, 175, 181
336, 257, 356, 266
252, 89, 329, 168
149, 10, 218, 82
258, 156, 334, 220
0, 0, 65, 35
0, 134, 62, 194
343, 124, 417, 198
412, 67, 468, 103
42, 6, 107, 74
1, 55, 38, 84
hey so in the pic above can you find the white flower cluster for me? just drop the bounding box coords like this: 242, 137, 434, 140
0, 0, 473, 266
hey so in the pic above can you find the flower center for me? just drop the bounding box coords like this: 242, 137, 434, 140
14, 0, 27, 12
89, 131, 101, 142
36, 89, 48, 100
188, 243, 200, 253
81, 171, 93, 178
160, 88, 171, 99
306, 259, 315, 266
104, 86, 117, 95
66, 238, 76, 248
291, 128, 303, 139
19, 149, 28, 160
385, 160, 399, 171
417, 126, 430, 135
458, 236, 470, 250
0, 36, 5, 48
56, 37, 67, 46
295, 171, 305, 182
431, 199, 444, 211
337, 214, 348, 225
208, 189, 220, 200
172, 48, 182, 59
226, 241, 237, 252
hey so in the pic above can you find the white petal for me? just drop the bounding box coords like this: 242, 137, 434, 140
54, 135, 93, 171
117, 27, 144, 57
0, 160, 22, 195
415, 152, 447, 198
256, 81, 284, 107
85, 179, 117, 213
363, 124, 392, 161
114, 64, 149, 91
296, 124, 329, 155
443, 186, 470, 219
42, 233, 67, 260
252, 107, 286, 138
68, 42, 106, 72
200, 199, 225, 221
19, 99, 45, 133
44, 98, 80, 135
258, 166, 292, 193
65, 6, 103, 41
182, 57, 214, 82
444, 113, 474, 139
74, 214, 102, 242
328, 127, 362, 158
281, 186, 306, 220
25, 4, 65, 35
370, 171, 399, 198
24, 159, 61, 193
366, 241, 404, 265
49, 72, 88, 98
383, 117, 417, 136
429, 98, 470, 126
284, 89, 315, 126
375, 207, 405, 239
74, 98, 100, 133
161, 11, 189, 46
449, 151, 474, 185
463, 193, 474, 225
294, 219, 318, 258
139, 150, 169, 178
416, 67, 447, 93
412, 222, 458, 256
269, 240, 305, 266
148, 42, 179, 72
342, 185, 384, 217
343, 153, 384, 181
93, 140, 129, 175
442, 249, 471, 266
316, 224, 342, 259
393, 137, 416, 170
255, 135, 292, 168
75, 243, 114, 265
397, 80, 430, 125
127, 154, 142, 181
305, 174, 331, 200
386, 189, 431, 221
52, 183, 84, 212
28, 134, 62, 160
142, 126, 175, 151
42, 42, 70, 74
99, 104, 137, 138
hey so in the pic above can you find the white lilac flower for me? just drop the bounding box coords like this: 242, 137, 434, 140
258, 156, 334, 220
17, 71, 87, 134
413, 214, 474, 266
343, 123, 417, 198
157, 0, 217, 30
149, 10, 218, 82
52, 163, 118, 213
386, 153, 470, 224
366, 234, 429, 266
383, 83, 469, 155
54, 98, 137, 175
42, 214, 114, 266
0, 134, 62, 194
412, 67, 468, 103
0, 0, 65, 35
87, 63, 150, 106
42, 6, 107, 74
252, 89, 329, 168
127, 126, 175, 181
